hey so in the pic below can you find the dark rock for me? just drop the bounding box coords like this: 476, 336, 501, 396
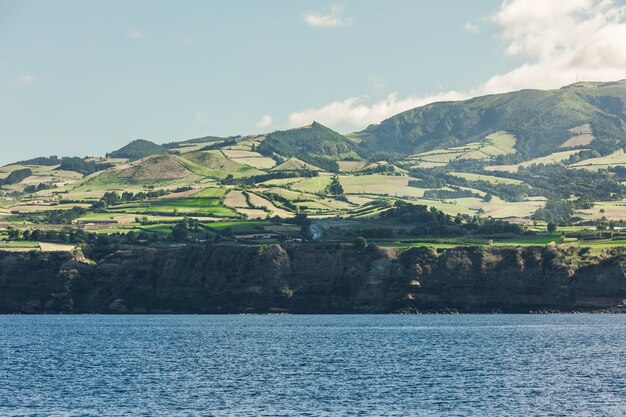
1, 244, 625, 313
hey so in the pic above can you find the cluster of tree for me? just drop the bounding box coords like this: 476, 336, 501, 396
422, 188, 482, 200
3, 156, 112, 177
532, 199, 574, 225
58, 157, 113, 175
14, 156, 61, 166
23, 183, 54, 193
220, 170, 318, 186
106, 139, 166, 161
326, 176, 344, 195
0, 168, 32, 186
162, 135, 235, 149
518, 164, 626, 201
257, 122, 354, 172
365, 152, 404, 163
7, 228, 74, 243
13, 206, 89, 224
171, 217, 203, 242
360, 163, 398, 175
379, 201, 524, 236
91, 188, 192, 210
198, 138, 239, 151
407, 173, 446, 189
442, 176, 537, 202
417, 159, 626, 203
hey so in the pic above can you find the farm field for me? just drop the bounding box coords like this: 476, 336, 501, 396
3, 101, 626, 254
449, 172, 524, 185
406, 131, 516, 168
485, 149, 587, 173
569, 149, 626, 171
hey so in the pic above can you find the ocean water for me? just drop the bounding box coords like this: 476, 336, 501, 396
1, 315, 626, 416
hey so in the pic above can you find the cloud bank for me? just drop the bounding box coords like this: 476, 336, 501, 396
289, 0, 626, 128
303, 5, 352, 27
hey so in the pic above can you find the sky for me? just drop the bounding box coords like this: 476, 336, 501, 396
1, 0, 626, 165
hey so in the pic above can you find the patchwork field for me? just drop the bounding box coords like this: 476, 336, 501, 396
406, 131, 516, 168
569, 149, 626, 171
449, 172, 524, 185
486, 149, 587, 173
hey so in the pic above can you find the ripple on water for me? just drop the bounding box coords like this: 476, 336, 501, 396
1, 314, 626, 416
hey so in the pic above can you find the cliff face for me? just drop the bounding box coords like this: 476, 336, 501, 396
1, 244, 625, 313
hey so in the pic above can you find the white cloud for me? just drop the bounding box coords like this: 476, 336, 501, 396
464, 22, 480, 34
303, 5, 352, 27
9, 75, 38, 88
194, 111, 207, 124
182, 36, 192, 45
129, 29, 143, 40
256, 114, 274, 129
482, 0, 626, 92
289, 0, 626, 128
288, 91, 467, 127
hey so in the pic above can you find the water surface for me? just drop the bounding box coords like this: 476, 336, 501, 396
1, 315, 625, 416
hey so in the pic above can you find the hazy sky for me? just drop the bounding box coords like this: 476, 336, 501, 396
2, 0, 626, 165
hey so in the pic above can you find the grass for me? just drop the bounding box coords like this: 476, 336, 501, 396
291, 176, 332, 193
247, 193, 292, 217
575, 200, 626, 221
338, 161, 368, 172
192, 187, 227, 198
485, 149, 588, 173
271, 157, 322, 172
569, 149, 626, 171
406, 131, 517, 168
233, 157, 276, 170
180, 151, 264, 179
224, 189, 249, 208
205, 220, 267, 233
339, 175, 430, 198
449, 172, 524, 185
39, 242, 76, 252
122, 197, 238, 217
258, 177, 304, 187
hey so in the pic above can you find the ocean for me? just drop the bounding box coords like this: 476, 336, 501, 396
1, 314, 625, 416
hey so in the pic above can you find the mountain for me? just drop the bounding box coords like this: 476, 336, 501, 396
107, 139, 166, 161
258, 121, 360, 171
355, 80, 626, 158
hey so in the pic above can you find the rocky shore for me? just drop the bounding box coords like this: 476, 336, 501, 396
1, 244, 626, 313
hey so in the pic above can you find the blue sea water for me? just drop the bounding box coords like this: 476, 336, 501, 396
1, 315, 626, 416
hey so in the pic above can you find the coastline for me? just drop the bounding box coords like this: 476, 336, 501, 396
2, 243, 626, 314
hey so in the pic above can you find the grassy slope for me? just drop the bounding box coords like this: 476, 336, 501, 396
355, 81, 626, 158
108, 139, 166, 160
258, 122, 360, 171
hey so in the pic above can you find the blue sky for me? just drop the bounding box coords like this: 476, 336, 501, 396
2, 0, 626, 165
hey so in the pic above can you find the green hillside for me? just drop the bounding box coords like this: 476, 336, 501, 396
258, 122, 360, 172
355, 80, 626, 158
5, 80, 626, 254
108, 139, 166, 161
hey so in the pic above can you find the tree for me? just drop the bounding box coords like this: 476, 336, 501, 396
102, 191, 121, 207
547, 222, 557, 233
484, 193, 493, 202
327, 175, 344, 195
7, 228, 19, 241
171, 224, 189, 242
353, 236, 368, 250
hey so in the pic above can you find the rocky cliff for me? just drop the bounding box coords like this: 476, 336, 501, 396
1, 244, 626, 313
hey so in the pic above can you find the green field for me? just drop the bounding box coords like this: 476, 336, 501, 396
449, 172, 524, 185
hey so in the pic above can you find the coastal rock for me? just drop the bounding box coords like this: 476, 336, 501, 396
1, 244, 625, 313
